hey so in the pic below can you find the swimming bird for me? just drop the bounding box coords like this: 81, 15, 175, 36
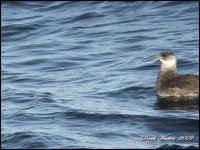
155, 51, 199, 98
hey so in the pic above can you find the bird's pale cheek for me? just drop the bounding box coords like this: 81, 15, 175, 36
160, 59, 165, 64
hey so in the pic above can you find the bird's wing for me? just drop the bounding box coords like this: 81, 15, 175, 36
164, 74, 199, 91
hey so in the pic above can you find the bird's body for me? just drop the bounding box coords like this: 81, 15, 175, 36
155, 52, 199, 98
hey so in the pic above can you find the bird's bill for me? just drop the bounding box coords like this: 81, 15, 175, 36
154, 55, 162, 60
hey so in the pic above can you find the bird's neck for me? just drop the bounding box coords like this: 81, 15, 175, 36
156, 66, 178, 89
160, 61, 177, 72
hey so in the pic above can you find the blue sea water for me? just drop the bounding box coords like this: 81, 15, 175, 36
1, 1, 199, 149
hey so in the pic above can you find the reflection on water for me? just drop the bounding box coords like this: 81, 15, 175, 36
155, 97, 199, 110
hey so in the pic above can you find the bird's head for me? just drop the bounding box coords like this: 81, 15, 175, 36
155, 51, 177, 71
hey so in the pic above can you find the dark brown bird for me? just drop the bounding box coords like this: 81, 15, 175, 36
155, 51, 199, 98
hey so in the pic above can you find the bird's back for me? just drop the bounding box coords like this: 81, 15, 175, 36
158, 74, 199, 97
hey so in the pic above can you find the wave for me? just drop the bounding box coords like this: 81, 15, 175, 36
156, 144, 199, 149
